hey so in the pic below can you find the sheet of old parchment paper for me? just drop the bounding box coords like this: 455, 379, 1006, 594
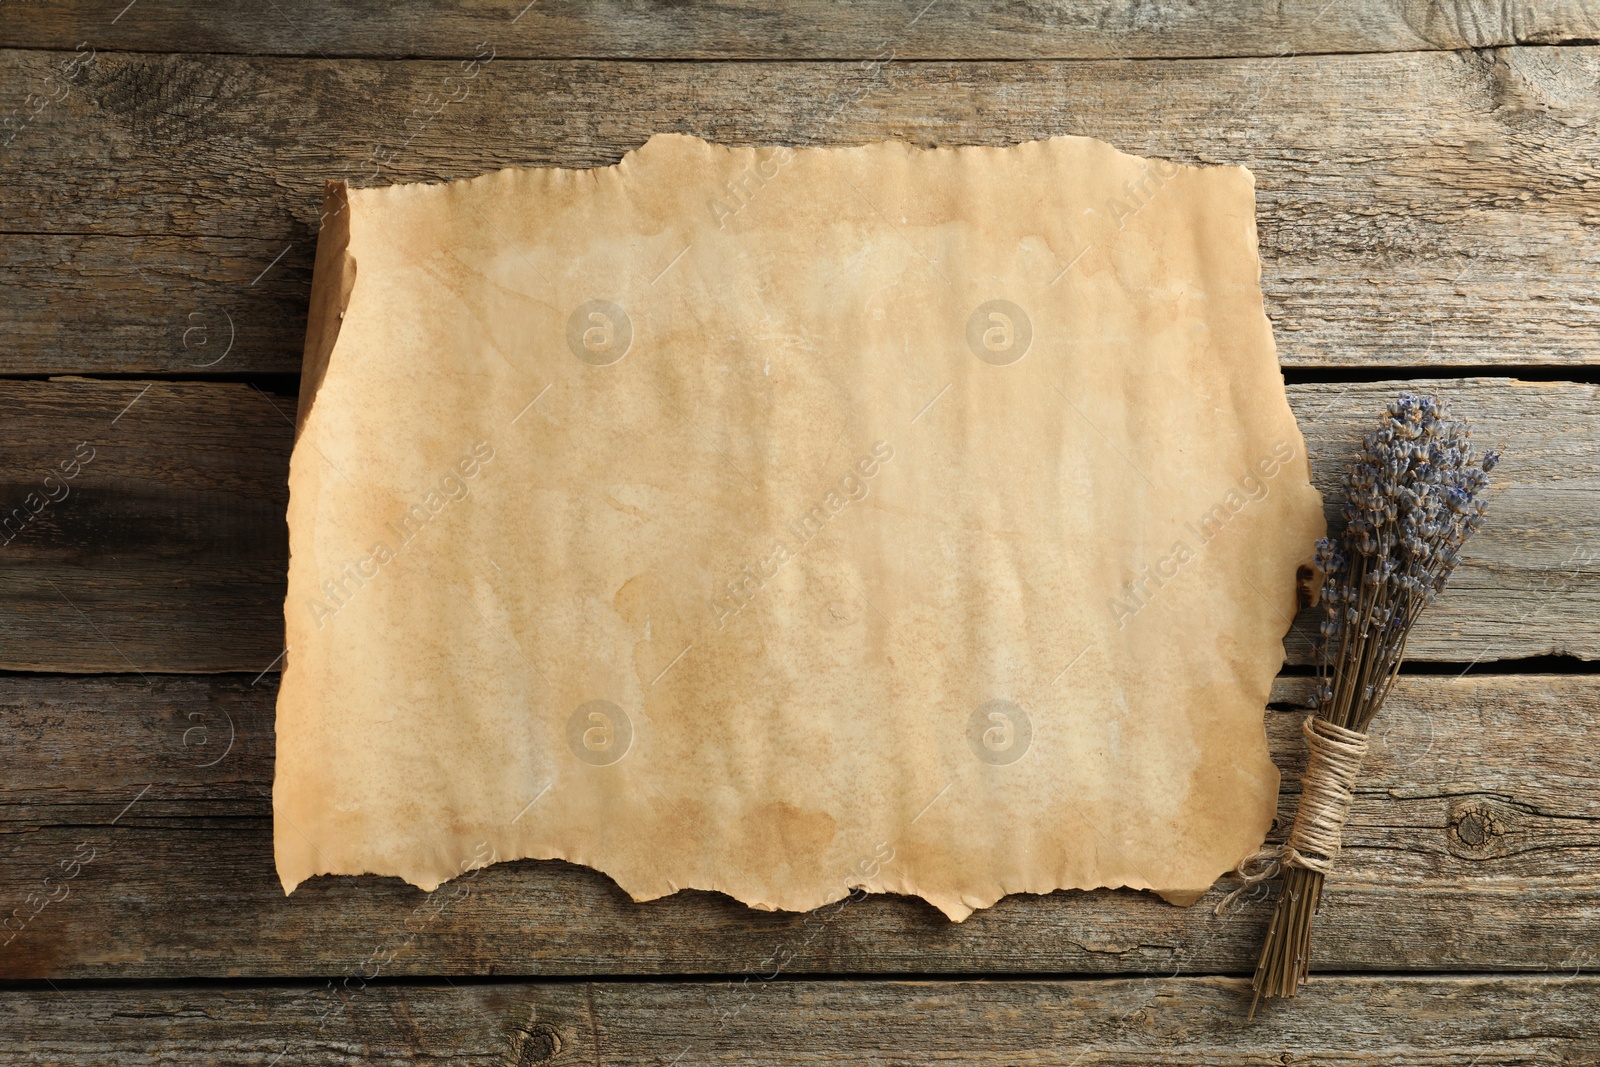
275, 133, 1324, 919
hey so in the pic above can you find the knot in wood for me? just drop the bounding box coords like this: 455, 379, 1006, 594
508, 1022, 561, 1066
1447, 797, 1514, 858
1455, 809, 1494, 847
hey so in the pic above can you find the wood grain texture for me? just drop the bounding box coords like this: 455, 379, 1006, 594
2, 671, 1595, 980
0, 234, 311, 377
6, 975, 1600, 1065
3, 0, 1598, 58
1, 378, 1593, 672
0, 378, 292, 673
3, 47, 1599, 372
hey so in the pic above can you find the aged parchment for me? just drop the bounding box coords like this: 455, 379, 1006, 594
275, 133, 1324, 919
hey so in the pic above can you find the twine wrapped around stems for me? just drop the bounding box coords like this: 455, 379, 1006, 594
1225, 392, 1499, 1017
1217, 717, 1369, 915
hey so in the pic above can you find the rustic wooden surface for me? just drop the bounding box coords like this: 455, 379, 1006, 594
6, 0, 1599, 58
4, 673, 1598, 982
2, 377, 1593, 671
2, 2, 1597, 1062
8, 977, 1600, 1066
6, 47, 1600, 373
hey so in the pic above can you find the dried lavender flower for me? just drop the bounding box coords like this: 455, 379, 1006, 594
1249, 392, 1499, 1010
1310, 392, 1499, 731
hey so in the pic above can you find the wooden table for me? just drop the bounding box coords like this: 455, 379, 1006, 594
4, 3, 1599, 1062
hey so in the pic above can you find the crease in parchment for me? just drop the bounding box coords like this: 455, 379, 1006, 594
275, 133, 1324, 921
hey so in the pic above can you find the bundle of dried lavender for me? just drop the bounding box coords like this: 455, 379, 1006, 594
1242, 392, 1499, 1013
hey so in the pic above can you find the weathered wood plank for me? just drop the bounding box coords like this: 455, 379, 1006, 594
0, 377, 1593, 672
3, 48, 1598, 371
3, 0, 1597, 59
0, 234, 311, 377
3, 672, 1596, 979
5, 976, 1600, 1066
0, 379, 292, 673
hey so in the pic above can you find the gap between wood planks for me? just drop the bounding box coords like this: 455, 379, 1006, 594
0, 42, 1598, 62
2, 967, 1597, 991
5, 367, 1600, 386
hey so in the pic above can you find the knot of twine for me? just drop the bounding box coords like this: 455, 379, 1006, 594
1215, 716, 1370, 916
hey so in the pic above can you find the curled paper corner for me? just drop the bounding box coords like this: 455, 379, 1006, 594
296, 180, 356, 441
275, 132, 1323, 921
